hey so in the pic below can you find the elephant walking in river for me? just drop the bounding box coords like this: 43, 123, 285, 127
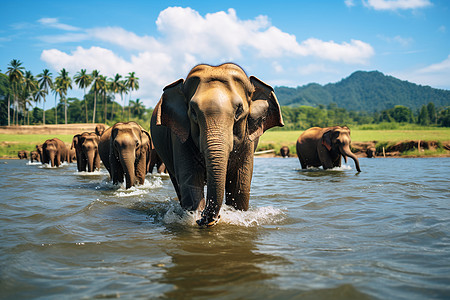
296, 126, 361, 172
72, 132, 101, 172
99, 122, 152, 189
150, 63, 284, 227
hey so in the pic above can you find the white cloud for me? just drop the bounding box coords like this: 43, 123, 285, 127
378, 34, 413, 47
39, 7, 375, 107
363, 0, 432, 11
345, 0, 356, 7
393, 55, 450, 88
38, 18, 80, 31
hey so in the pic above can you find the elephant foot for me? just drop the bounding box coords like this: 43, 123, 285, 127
196, 214, 220, 227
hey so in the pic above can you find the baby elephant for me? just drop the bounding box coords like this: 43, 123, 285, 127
296, 126, 361, 172
18, 150, 28, 159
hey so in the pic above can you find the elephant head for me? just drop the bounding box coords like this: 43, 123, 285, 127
322, 126, 361, 172
73, 132, 100, 172
43, 138, 67, 167
110, 122, 151, 189
154, 63, 284, 225
95, 124, 106, 137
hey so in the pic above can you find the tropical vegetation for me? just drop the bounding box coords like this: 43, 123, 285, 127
1, 59, 449, 129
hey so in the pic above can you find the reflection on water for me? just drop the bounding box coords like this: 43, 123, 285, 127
0, 157, 449, 299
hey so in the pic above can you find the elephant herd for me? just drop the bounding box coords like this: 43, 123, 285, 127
19, 63, 362, 227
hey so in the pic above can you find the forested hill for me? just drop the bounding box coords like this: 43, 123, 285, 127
274, 71, 450, 112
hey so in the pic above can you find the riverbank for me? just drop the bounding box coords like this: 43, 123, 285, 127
1, 124, 450, 158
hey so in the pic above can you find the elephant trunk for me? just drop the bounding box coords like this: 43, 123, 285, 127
119, 151, 136, 189
198, 129, 231, 226
86, 150, 96, 172
340, 144, 361, 172
48, 151, 56, 167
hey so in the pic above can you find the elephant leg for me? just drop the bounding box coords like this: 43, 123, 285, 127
56, 154, 61, 167
94, 153, 101, 171
80, 154, 87, 171
225, 144, 254, 211
110, 157, 124, 184
135, 155, 147, 185
318, 146, 334, 170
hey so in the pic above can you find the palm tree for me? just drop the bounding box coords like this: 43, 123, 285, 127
23, 71, 38, 125
6, 59, 25, 126
119, 79, 128, 120
130, 98, 145, 119
109, 74, 122, 121
55, 68, 72, 124
74, 69, 92, 123
51, 84, 60, 124
125, 72, 139, 121
37, 69, 53, 125
97, 75, 108, 123
90, 70, 101, 123
34, 88, 47, 124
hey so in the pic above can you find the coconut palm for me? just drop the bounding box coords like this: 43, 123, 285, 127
55, 68, 72, 124
22, 71, 38, 125
109, 74, 122, 121
37, 69, 53, 125
125, 72, 139, 121
74, 69, 92, 123
6, 59, 25, 126
90, 70, 101, 123
130, 98, 145, 119
97, 75, 108, 123
34, 88, 47, 124
51, 84, 60, 124
119, 79, 128, 119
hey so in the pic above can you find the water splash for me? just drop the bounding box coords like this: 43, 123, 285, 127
113, 177, 163, 197
73, 170, 109, 176
38, 161, 70, 169
153, 200, 286, 227
26, 161, 42, 166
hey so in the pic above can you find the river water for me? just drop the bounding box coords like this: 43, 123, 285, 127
0, 157, 449, 299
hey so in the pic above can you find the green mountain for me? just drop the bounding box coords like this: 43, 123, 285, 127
274, 71, 450, 112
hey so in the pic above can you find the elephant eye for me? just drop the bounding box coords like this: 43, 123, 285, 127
235, 104, 243, 120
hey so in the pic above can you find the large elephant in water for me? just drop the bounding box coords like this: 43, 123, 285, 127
42, 138, 68, 167
99, 122, 152, 189
150, 63, 284, 227
72, 132, 101, 172
296, 126, 361, 172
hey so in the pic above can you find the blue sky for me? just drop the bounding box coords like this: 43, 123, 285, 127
1, 0, 449, 108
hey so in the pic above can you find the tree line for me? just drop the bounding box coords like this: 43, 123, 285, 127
1, 59, 140, 126
1, 59, 449, 128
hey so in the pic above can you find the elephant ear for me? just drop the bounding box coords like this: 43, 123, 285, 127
322, 130, 332, 151
248, 76, 284, 142
155, 79, 190, 143
141, 130, 152, 164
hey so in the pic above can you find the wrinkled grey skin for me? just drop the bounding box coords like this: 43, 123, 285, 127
72, 132, 101, 172
42, 138, 68, 167
150, 63, 284, 226
99, 122, 152, 189
296, 126, 361, 172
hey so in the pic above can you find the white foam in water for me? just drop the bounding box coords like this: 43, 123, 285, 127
331, 164, 352, 171
113, 177, 163, 197
73, 169, 109, 176
26, 161, 42, 165
160, 201, 286, 227
38, 161, 70, 169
